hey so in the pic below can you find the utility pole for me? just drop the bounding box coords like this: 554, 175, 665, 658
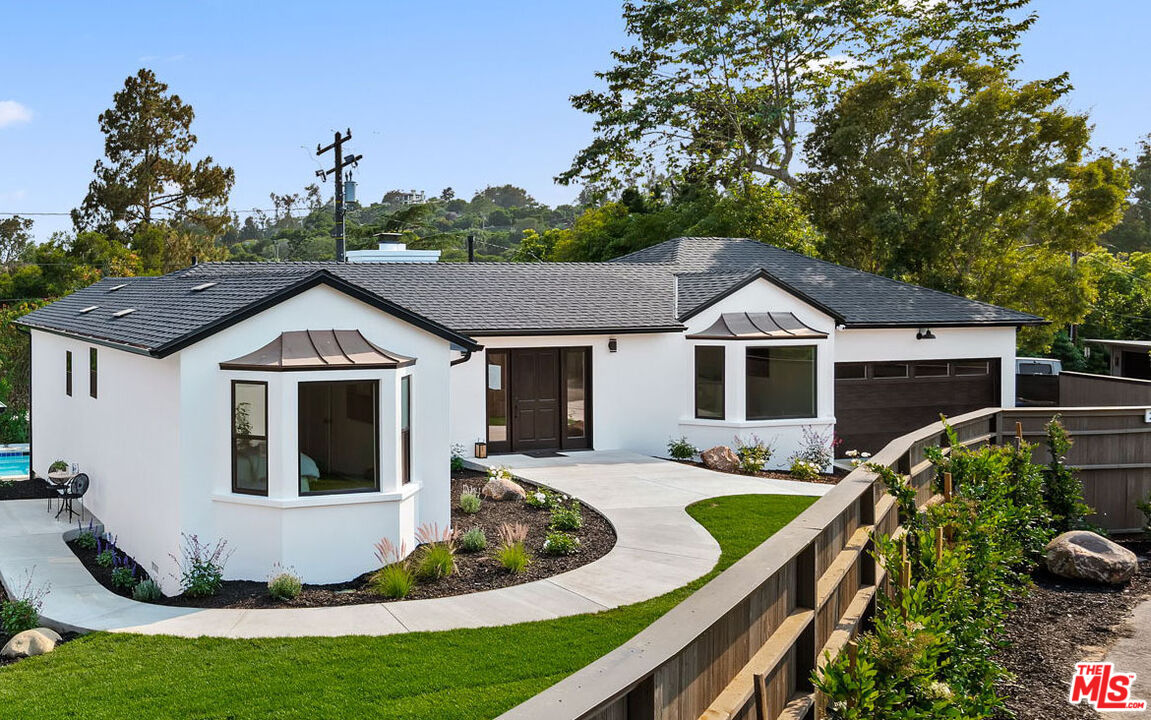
315, 129, 362, 262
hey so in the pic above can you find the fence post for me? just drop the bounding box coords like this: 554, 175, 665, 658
796, 541, 818, 696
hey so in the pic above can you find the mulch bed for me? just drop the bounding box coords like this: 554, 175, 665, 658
669, 458, 844, 485
0, 477, 57, 501
66, 470, 616, 609
995, 539, 1151, 719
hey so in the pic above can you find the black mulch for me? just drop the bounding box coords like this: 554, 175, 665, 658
66, 469, 616, 609
0, 477, 57, 501
994, 539, 1151, 719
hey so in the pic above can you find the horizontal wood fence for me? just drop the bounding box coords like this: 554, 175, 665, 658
1057, 371, 1151, 408
497, 407, 1151, 720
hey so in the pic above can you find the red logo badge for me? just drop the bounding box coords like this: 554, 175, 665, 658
1069, 662, 1147, 711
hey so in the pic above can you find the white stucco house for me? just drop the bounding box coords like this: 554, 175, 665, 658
19, 237, 1042, 592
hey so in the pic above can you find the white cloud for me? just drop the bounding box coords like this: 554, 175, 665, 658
0, 101, 32, 128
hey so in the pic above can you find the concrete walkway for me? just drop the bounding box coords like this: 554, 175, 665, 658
0, 452, 826, 638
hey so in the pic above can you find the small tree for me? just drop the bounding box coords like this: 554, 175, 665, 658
1042, 416, 1091, 533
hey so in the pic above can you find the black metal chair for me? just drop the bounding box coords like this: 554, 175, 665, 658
55, 473, 89, 522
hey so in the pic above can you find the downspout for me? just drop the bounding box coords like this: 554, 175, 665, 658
450, 348, 476, 366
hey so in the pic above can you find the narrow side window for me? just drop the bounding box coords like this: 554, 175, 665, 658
65, 351, 72, 397
89, 348, 98, 399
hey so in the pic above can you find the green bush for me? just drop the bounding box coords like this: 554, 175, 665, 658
667, 436, 698, 461
132, 579, 162, 602
175, 533, 230, 598
0, 599, 38, 635
268, 570, 303, 601
495, 542, 531, 574
372, 563, 415, 599
542, 531, 580, 556
788, 458, 820, 481
459, 488, 482, 514
450, 443, 466, 472
95, 550, 115, 568
74, 531, 98, 552
1043, 416, 1092, 532
415, 543, 456, 581
734, 435, 773, 474
458, 527, 487, 553
110, 566, 138, 591
524, 487, 560, 509
549, 500, 583, 531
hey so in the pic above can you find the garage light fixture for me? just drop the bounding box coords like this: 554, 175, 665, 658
608, 338, 618, 353
916, 328, 936, 340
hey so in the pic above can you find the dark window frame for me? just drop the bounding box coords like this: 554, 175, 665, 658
745, 345, 818, 421
65, 351, 72, 397
485, 350, 511, 453
694, 345, 726, 420
88, 348, 98, 398
231, 380, 269, 497
400, 375, 411, 485
297, 379, 381, 496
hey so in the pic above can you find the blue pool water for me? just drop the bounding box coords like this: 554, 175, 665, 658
0, 453, 30, 476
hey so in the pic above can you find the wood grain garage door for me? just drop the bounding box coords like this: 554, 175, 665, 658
834, 358, 1000, 453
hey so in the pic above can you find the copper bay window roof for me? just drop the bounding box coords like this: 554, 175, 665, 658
219, 329, 415, 371
685, 312, 827, 340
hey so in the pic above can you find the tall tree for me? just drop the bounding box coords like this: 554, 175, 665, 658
72, 68, 235, 239
0, 216, 33, 269
800, 52, 1128, 348
1103, 136, 1151, 253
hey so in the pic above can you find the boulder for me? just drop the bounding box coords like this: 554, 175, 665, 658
1, 629, 58, 659
482, 476, 526, 501
701, 446, 740, 474
1045, 530, 1138, 585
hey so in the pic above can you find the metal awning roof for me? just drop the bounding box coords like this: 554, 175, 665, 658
1085, 338, 1151, 350
219, 329, 415, 371
686, 312, 827, 340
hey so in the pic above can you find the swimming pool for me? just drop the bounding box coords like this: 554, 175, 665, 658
0, 452, 30, 477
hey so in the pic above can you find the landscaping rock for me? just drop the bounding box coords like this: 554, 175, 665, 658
1, 628, 58, 658
1045, 530, 1138, 585
482, 476, 526, 501
701, 446, 740, 474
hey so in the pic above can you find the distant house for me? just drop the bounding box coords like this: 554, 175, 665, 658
19, 237, 1041, 591
1085, 338, 1151, 380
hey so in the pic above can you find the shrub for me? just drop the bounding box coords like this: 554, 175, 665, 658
542, 531, 580, 556
48, 460, 68, 473
74, 519, 98, 551
667, 436, 698, 461
495, 522, 531, 574
459, 487, 482, 514
267, 565, 303, 601
734, 434, 773, 474
171, 533, 231, 598
844, 449, 871, 468
550, 500, 583, 531
1, 571, 48, 635
1043, 416, 1092, 533
450, 443, 466, 472
132, 579, 162, 602
525, 488, 561, 509
792, 426, 840, 470
789, 458, 821, 481
372, 563, 415, 599
459, 527, 487, 553
414, 523, 456, 581
110, 565, 138, 592
95, 549, 115, 568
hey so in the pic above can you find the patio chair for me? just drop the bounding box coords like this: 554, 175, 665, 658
56, 473, 89, 522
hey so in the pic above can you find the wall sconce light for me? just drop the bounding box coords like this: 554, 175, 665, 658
916, 328, 936, 340
608, 338, 618, 353
474, 441, 488, 459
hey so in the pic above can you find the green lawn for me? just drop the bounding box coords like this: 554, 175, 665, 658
0, 493, 815, 720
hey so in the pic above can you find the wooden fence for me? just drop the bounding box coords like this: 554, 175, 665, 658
1056, 371, 1151, 408
497, 406, 1151, 720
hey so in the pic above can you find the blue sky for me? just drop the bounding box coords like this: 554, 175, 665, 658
0, 0, 1148, 242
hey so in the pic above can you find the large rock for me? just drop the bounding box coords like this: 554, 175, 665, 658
1, 628, 59, 659
701, 446, 740, 474
1045, 530, 1138, 585
482, 475, 526, 501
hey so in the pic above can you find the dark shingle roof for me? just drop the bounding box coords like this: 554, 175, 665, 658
20, 237, 1042, 356
615, 237, 1043, 327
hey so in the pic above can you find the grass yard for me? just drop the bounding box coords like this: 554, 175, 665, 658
0, 493, 816, 720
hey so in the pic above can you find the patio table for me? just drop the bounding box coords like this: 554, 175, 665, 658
47, 471, 76, 519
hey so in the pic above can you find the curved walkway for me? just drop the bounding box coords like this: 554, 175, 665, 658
0, 451, 827, 638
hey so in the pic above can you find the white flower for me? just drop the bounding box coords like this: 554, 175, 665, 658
846, 449, 860, 458
861, 452, 871, 458
534, 491, 546, 503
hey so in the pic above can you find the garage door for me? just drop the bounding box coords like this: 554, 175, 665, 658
834, 358, 1000, 453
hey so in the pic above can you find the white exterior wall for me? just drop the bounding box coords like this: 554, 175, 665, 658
834, 326, 1018, 407
29, 330, 181, 587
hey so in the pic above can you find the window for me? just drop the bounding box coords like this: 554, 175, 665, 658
400, 375, 411, 485
88, 348, 98, 398
872, 363, 909, 379
834, 363, 866, 380
694, 346, 725, 419
746, 346, 817, 420
954, 360, 989, 376
486, 351, 509, 448
564, 348, 590, 447
232, 381, 268, 496
65, 351, 72, 397
914, 362, 950, 378
298, 380, 378, 495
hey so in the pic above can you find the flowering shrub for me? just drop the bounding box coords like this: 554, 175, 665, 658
171, 533, 232, 598
495, 522, 531, 574
549, 499, 583, 531
734, 434, 773, 474
414, 523, 457, 580
844, 449, 872, 468
459, 487, 482, 514
371, 537, 414, 598
132, 579, 162, 602
450, 443, 467, 472
667, 436, 698, 461
792, 426, 840, 470
0, 570, 49, 635
789, 458, 821, 481
267, 564, 303, 601
542, 531, 580, 556
525, 487, 564, 509
458, 527, 487, 553
74, 518, 98, 551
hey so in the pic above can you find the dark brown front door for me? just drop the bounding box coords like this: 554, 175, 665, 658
486, 347, 593, 453
511, 349, 561, 451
